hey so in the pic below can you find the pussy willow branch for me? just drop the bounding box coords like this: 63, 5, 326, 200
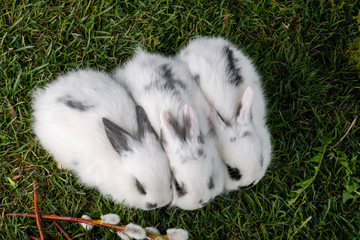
52, 220, 73, 240
33, 180, 45, 240
28, 235, 41, 240
5, 213, 169, 240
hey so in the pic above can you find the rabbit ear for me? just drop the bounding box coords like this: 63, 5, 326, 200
160, 111, 184, 144
183, 105, 200, 141
237, 87, 254, 123
136, 105, 157, 139
103, 118, 133, 155
208, 104, 227, 130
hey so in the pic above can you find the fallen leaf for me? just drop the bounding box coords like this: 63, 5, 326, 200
7, 100, 17, 119
12, 175, 22, 180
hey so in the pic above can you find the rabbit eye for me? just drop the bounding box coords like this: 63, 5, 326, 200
136, 179, 147, 195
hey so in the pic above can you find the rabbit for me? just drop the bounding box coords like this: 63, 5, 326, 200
177, 36, 272, 191
32, 69, 173, 210
113, 50, 225, 210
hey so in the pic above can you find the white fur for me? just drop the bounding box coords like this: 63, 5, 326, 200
177, 36, 272, 191
32, 69, 172, 210
114, 50, 225, 210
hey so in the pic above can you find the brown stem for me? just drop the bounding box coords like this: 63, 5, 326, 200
28, 235, 41, 240
33, 180, 45, 240
6, 213, 124, 230
52, 221, 73, 240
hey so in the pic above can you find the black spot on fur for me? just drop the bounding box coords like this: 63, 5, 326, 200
136, 179, 147, 195
230, 137, 237, 142
208, 177, 214, 190
58, 96, 93, 112
260, 154, 264, 167
207, 121, 216, 136
193, 75, 200, 85
223, 46, 243, 86
242, 132, 250, 137
174, 179, 187, 197
145, 202, 157, 209
160, 64, 174, 81
197, 148, 204, 157
65, 100, 91, 111
159, 64, 186, 89
238, 181, 255, 190
71, 160, 79, 166
145, 64, 187, 93
197, 132, 205, 144
226, 164, 242, 180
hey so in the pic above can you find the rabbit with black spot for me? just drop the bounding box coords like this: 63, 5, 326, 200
113, 50, 225, 210
32, 70, 172, 210
177, 37, 272, 191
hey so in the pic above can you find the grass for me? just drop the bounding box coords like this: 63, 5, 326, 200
1, 0, 359, 239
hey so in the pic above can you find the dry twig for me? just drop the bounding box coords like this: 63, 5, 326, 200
33, 180, 45, 240
28, 235, 41, 240
52, 221, 73, 240
332, 116, 358, 148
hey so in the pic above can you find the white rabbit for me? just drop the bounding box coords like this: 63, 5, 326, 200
113, 50, 225, 210
32, 69, 172, 210
177, 36, 272, 190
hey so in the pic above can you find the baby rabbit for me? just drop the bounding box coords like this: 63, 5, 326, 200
114, 50, 225, 210
32, 69, 172, 210
177, 36, 272, 191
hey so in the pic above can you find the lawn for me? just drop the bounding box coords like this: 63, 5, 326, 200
1, 0, 359, 239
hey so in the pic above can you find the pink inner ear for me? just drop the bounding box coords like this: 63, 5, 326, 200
160, 111, 175, 139
239, 87, 254, 122
208, 106, 217, 125
183, 104, 198, 124
182, 104, 200, 138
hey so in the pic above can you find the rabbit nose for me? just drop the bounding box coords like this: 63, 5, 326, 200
145, 202, 158, 209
